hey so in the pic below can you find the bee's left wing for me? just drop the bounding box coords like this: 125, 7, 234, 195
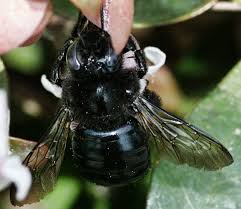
10, 108, 71, 206
134, 96, 233, 170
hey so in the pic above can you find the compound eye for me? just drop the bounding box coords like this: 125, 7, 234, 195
66, 40, 82, 71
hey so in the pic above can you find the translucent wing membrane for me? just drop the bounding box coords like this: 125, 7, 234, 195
134, 96, 233, 170
10, 108, 70, 206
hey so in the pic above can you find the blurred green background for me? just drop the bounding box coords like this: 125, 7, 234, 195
0, 0, 241, 209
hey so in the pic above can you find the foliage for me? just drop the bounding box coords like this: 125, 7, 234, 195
147, 61, 241, 209
134, 0, 217, 27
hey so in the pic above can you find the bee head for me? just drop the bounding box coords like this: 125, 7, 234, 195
66, 23, 120, 76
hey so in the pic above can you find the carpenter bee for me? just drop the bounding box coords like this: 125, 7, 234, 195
11, 13, 233, 205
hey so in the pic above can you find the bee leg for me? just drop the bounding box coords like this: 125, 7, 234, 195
50, 14, 88, 85
126, 34, 148, 78
71, 13, 88, 37
50, 38, 74, 86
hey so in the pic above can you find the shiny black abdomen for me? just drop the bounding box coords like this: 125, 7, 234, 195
72, 119, 150, 186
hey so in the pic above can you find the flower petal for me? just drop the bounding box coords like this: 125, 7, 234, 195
0, 172, 10, 191
144, 47, 166, 77
0, 155, 32, 201
22, 2, 53, 46
0, 0, 51, 54
0, 78, 9, 157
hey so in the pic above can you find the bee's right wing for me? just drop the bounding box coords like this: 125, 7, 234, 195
10, 108, 71, 206
134, 96, 233, 170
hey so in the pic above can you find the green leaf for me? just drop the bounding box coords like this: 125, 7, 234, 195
50, 0, 218, 28
52, 0, 78, 18
228, 0, 241, 4
134, 0, 217, 28
41, 177, 81, 209
147, 61, 241, 209
2, 42, 45, 75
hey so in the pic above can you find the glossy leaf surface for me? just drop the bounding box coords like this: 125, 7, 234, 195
147, 61, 241, 209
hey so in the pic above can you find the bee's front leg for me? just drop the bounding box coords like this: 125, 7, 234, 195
50, 39, 74, 85
50, 13, 88, 86
125, 34, 148, 78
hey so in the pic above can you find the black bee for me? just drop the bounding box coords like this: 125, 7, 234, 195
11, 13, 233, 205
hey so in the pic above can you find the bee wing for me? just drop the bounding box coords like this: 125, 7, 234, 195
10, 108, 71, 206
134, 96, 233, 170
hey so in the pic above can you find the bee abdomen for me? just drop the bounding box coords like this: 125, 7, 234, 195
72, 119, 150, 186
